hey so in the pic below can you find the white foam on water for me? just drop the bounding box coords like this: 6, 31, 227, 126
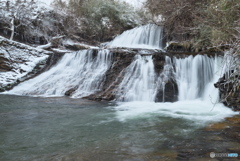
113, 54, 238, 124
113, 101, 238, 123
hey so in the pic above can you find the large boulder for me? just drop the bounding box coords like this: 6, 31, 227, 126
214, 71, 240, 111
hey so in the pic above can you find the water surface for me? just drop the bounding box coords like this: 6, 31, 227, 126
0, 95, 236, 161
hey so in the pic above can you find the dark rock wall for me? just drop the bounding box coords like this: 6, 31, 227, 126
215, 73, 240, 111
0, 53, 12, 72
152, 53, 178, 102
85, 49, 136, 101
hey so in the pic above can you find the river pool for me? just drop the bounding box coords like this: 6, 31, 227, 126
0, 95, 237, 161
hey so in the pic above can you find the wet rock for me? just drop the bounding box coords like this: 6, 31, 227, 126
207, 136, 223, 141
65, 43, 91, 51
50, 36, 64, 48
155, 78, 178, 102
152, 53, 167, 74
215, 71, 240, 111
205, 122, 230, 131
166, 41, 224, 56
65, 87, 77, 96
0, 54, 12, 72
149, 150, 178, 161
85, 49, 179, 102
166, 41, 193, 53
226, 142, 240, 152
85, 49, 136, 101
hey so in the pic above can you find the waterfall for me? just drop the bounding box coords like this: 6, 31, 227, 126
116, 55, 175, 102
116, 54, 222, 103
109, 24, 163, 49
116, 55, 157, 102
114, 54, 237, 122
174, 55, 222, 102
8, 50, 112, 97
7, 48, 223, 104
155, 56, 175, 102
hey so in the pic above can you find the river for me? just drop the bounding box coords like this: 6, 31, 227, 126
0, 94, 237, 161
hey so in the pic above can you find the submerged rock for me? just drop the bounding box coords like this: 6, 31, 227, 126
65, 87, 78, 96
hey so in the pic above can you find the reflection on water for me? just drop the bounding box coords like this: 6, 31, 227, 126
0, 95, 237, 161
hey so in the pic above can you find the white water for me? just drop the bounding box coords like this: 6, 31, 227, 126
116, 55, 176, 102
114, 55, 237, 122
156, 56, 175, 102
116, 55, 157, 101
5, 47, 237, 124
7, 50, 112, 97
174, 55, 222, 102
109, 24, 163, 49
114, 100, 237, 123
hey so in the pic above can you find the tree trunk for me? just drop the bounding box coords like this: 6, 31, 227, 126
10, 17, 15, 41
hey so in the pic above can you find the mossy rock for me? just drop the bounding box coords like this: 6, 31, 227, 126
166, 41, 193, 52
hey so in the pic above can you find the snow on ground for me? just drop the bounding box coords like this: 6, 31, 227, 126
38, 0, 146, 8
0, 36, 50, 89
63, 39, 99, 50
37, 0, 52, 6
119, 0, 146, 8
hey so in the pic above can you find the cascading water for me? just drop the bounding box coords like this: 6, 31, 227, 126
3, 21, 237, 124
109, 24, 163, 49
4, 46, 237, 124
116, 55, 157, 102
174, 55, 222, 102
115, 54, 221, 103
114, 54, 236, 123
155, 56, 176, 102
116, 55, 175, 102
7, 50, 112, 97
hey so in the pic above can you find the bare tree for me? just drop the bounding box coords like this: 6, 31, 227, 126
0, 0, 40, 41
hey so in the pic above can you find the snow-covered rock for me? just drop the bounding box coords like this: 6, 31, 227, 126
63, 39, 99, 50
119, 0, 146, 9
0, 36, 51, 91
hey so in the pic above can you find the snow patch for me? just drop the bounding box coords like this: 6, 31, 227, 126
0, 36, 50, 89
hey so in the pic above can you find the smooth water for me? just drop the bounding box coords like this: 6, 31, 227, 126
174, 55, 221, 101
109, 24, 163, 49
0, 95, 237, 161
7, 50, 112, 98
117, 55, 156, 102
